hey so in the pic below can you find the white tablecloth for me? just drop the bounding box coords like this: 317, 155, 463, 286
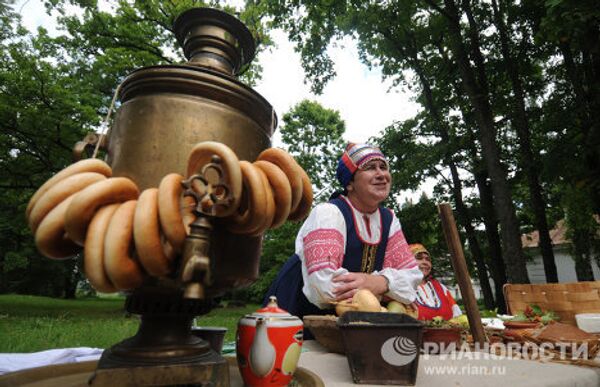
0, 348, 103, 375
299, 340, 600, 387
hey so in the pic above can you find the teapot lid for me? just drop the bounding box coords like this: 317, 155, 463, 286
244, 296, 300, 321
256, 296, 290, 315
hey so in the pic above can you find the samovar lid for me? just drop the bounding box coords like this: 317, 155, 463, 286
173, 7, 256, 76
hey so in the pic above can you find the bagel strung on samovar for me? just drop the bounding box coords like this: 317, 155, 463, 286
28, 172, 107, 233
287, 167, 313, 222
158, 173, 192, 254
26, 158, 112, 219
250, 166, 276, 236
226, 161, 273, 235
257, 148, 304, 212
64, 177, 140, 246
34, 194, 81, 259
135, 188, 175, 277
84, 203, 119, 293
104, 200, 144, 291
253, 160, 292, 229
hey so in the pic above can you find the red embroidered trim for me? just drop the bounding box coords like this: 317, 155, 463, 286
303, 228, 344, 274
341, 196, 381, 245
383, 229, 418, 269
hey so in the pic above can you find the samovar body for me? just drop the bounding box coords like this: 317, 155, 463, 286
104, 9, 276, 295
108, 66, 274, 190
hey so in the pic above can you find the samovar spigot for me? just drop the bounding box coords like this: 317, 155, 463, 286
180, 215, 213, 299
180, 154, 235, 299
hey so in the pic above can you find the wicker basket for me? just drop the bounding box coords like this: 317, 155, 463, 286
503, 281, 600, 325
303, 315, 345, 354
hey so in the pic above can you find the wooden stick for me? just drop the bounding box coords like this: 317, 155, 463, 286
438, 203, 486, 345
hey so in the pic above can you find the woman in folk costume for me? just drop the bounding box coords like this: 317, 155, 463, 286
410, 243, 463, 320
265, 143, 423, 322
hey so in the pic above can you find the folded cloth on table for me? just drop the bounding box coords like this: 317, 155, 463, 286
482, 317, 506, 330
0, 347, 103, 375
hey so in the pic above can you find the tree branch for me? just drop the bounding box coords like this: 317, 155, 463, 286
422, 0, 457, 23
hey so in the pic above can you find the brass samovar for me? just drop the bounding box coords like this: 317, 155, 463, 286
87, 8, 276, 386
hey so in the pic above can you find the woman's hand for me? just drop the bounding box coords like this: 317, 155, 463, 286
332, 272, 388, 302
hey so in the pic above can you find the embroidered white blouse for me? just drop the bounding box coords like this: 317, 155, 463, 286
296, 196, 423, 309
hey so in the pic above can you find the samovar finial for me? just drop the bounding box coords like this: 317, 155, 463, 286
173, 8, 256, 75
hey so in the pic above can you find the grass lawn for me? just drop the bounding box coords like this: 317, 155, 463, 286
0, 294, 258, 353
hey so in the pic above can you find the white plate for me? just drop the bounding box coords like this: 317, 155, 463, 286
575, 313, 600, 333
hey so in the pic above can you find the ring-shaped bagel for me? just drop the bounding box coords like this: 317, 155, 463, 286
226, 161, 269, 235
134, 188, 175, 277
249, 167, 276, 236
158, 173, 188, 253
288, 167, 314, 222
253, 160, 291, 229
186, 141, 242, 217
34, 194, 81, 260
257, 148, 303, 212
26, 159, 112, 219
84, 203, 119, 293
104, 200, 144, 291
64, 177, 139, 246
28, 172, 107, 233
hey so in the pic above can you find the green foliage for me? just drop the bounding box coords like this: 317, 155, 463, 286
242, 222, 302, 304
280, 99, 346, 198
395, 194, 454, 279
512, 303, 559, 324
1, 12, 94, 296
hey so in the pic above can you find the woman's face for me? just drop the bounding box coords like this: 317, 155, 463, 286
347, 159, 391, 212
415, 252, 432, 277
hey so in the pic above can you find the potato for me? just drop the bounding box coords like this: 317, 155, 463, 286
335, 299, 358, 316
387, 300, 418, 318
334, 289, 388, 316
352, 289, 382, 312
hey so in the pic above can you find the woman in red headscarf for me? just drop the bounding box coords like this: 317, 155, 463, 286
410, 243, 462, 321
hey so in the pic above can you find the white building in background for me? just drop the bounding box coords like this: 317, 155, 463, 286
442, 219, 599, 302
520, 219, 600, 283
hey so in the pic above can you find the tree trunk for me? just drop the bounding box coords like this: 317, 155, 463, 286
466, 128, 507, 313
437, 43, 509, 311
448, 163, 496, 309
473, 168, 507, 312
0, 253, 5, 293
63, 260, 78, 299
491, 0, 558, 282
559, 42, 600, 213
437, 0, 529, 283
574, 255, 595, 281
406, 42, 496, 309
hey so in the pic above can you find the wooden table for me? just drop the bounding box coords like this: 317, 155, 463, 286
299, 340, 600, 386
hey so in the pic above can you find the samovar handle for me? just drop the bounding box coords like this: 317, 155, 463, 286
72, 132, 109, 161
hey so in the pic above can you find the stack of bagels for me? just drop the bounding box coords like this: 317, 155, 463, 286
26, 142, 312, 293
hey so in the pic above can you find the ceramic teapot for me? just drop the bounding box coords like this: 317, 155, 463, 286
236, 296, 303, 386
